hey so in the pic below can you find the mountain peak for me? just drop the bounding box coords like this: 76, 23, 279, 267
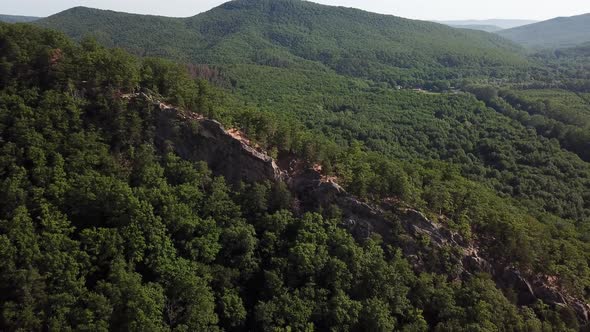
36, 0, 526, 80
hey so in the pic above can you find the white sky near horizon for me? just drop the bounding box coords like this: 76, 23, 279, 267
1, 0, 589, 21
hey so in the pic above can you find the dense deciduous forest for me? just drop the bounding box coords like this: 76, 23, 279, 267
2, 0, 590, 330
35, 1, 531, 88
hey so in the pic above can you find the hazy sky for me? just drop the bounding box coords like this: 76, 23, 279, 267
2, 0, 589, 21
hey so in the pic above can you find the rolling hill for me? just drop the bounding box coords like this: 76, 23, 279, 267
498, 13, 590, 49
0, 14, 40, 23
35, 0, 529, 85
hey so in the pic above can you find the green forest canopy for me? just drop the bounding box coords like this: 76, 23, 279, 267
36, 1, 529, 87
2, 6, 590, 331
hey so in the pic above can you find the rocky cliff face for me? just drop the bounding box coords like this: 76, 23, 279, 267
154, 108, 284, 185
143, 95, 589, 326
286, 167, 590, 325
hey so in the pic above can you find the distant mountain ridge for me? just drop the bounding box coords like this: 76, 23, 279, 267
498, 13, 590, 49
0, 14, 41, 23
447, 24, 503, 32
439, 19, 537, 30
35, 0, 528, 85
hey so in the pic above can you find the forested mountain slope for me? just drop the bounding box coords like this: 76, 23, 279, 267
36, 0, 528, 85
1, 22, 589, 331
32, 1, 590, 301
498, 13, 590, 49
552, 42, 590, 59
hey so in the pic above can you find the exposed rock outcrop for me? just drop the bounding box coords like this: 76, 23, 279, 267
287, 168, 397, 242
462, 252, 494, 275
401, 209, 451, 247
154, 108, 284, 185
499, 267, 537, 305
135, 93, 589, 327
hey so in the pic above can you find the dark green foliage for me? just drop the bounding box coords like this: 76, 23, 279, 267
492, 89, 590, 162
0, 18, 587, 332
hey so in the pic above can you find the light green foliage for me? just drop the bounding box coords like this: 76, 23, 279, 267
36, 1, 528, 87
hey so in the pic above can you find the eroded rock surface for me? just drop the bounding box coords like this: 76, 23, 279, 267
155, 108, 284, 184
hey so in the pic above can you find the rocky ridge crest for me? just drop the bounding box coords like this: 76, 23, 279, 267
133, 92, 589, 325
